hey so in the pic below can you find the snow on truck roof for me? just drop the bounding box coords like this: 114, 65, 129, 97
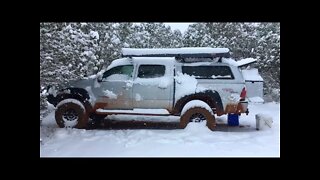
121, 47, 230, 59
106, 57, 175, 70
107, 57, 257, 71
107, 48, 256, 69
122, 47, 230, 55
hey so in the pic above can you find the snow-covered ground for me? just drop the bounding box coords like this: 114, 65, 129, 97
40, 102, 280, 157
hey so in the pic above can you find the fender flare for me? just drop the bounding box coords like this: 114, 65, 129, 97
172, 90, 224, 116
47, 88, 92, 112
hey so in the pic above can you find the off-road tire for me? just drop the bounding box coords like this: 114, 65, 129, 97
55, 100, 88, 129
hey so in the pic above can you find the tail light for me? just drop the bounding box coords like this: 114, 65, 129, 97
240, 87, 246, 100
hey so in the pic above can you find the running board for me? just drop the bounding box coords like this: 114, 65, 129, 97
96, 108, 170, 116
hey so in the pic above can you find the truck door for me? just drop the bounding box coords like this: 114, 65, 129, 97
97, 65, 134, 110
132, 64, 174, 110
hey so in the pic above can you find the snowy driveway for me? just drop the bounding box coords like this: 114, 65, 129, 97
40, 102, 280, 157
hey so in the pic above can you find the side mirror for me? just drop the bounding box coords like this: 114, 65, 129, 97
96, 70, 105, 82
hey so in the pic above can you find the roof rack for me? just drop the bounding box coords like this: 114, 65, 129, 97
121, 47, 231, 62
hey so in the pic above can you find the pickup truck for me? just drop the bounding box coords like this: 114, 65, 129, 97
47, 47, 249, 130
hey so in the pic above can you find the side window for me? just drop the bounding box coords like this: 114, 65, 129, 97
182, 66, 234, 79
138, 65, 165, 78
102, 65, 133, 81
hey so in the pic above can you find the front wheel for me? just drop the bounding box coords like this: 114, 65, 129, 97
55, 99, 88, 129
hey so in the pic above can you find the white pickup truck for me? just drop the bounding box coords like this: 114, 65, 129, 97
47, 47, 249, 130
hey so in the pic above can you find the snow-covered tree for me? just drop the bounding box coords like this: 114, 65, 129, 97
40, 22, 280, 122
170, 29, 183, 47
183, 22, 280, 101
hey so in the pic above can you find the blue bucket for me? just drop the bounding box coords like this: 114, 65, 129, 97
228, 114, 239, 126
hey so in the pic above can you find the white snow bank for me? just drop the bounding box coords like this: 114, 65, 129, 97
249, 97, 264, 103
103, 90, 117, 99
122, 47, 229, 56
242, 68, 263, 81
181, 100, 213, 116
40, 102, 280, 157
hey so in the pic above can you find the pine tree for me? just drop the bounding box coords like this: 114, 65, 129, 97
182, 22, 280, 101
40, 22, 280, 119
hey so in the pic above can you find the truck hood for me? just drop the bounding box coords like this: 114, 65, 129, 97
68, 78, 96, 89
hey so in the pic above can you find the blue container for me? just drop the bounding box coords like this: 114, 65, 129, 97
228, 114, 239, 126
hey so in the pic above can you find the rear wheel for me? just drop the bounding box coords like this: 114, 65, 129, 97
180, 107, 216, 130
55, 99, 88, 129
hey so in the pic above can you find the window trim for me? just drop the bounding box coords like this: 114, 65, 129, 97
137, 64, 166, 79
102, 65, 134, 81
